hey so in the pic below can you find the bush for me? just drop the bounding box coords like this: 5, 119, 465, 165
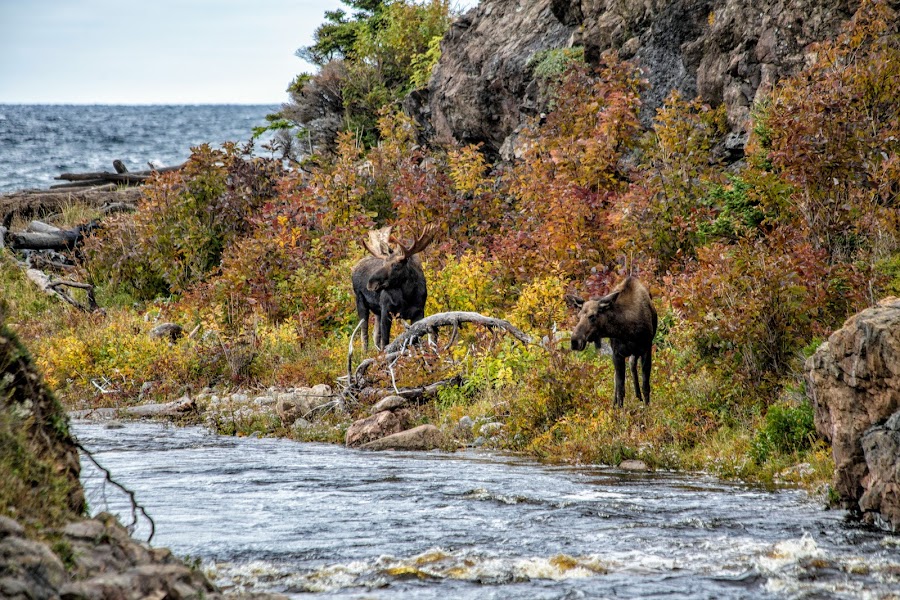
750, 401, 817, 464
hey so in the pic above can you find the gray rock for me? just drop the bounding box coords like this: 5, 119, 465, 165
619, 459, 649, 471
478, 422, 502, 437
125, 394, 195, 418
0, 516, 24, 538
148, 322, 183, 342
276, 385, 335, 425
359, 424, 446, 451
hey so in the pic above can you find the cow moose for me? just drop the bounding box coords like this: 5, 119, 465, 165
566, 277, 658, 407
351, 224, 437, 351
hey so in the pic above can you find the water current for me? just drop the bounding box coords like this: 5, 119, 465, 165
73, 420, 900, 599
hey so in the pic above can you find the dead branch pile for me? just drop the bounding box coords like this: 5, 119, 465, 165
342, 311, 534, 403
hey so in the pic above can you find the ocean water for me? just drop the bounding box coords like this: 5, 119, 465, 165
0, 104, 279, 193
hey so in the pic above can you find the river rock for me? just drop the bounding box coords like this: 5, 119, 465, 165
619, 459, 649, 471
359, 424, 446, 451
125, 394, 196, 418
806, 296, 900, 529
345, 410, 412, 447
453, 415, 475, 441
369, 394, 408, 414
276, 384, 334, 425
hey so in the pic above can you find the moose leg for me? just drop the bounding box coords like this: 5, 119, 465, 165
631, 356, 643, 402
612, 354, 627, 408
641, 349, 652, 405
356, 299, 370, 353
377, 308, 393, 350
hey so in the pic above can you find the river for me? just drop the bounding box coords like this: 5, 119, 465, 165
73, 420, 900, 599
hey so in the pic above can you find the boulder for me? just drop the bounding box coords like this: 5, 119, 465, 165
345, 410, 412, 447
619, 459, 650, 471
276, 384, 334, 425
806, 297, 900, 529
148, 322, 183, 342
359, 424, 446, 451
125, 394, 196, 418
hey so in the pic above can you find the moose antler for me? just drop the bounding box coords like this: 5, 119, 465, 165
394, 223, 438, 259
362, 226, 394, 259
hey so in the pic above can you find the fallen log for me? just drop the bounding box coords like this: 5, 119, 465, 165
53, 172, 148, 185
7, 222, 96, 251
56, 164, 182, 182
350, 311, 534, 389
384, 312, 533, 354
50, 179, 112, 189
26, 220, 62, 234
1, 187, 140, 228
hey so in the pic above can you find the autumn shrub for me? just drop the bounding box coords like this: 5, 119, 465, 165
622, 92, 728, 272
676, 230, 863, 384
763, 0, 900, 266
495, 57, 644, 284
85, 144, 283, 300
508, 274, 569, 336
424, 251, 503, 314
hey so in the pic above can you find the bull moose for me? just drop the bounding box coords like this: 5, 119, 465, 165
566, 276, 658, 407
351, 224, 437, 351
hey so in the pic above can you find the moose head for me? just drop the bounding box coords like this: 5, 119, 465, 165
362, 225, 437, 293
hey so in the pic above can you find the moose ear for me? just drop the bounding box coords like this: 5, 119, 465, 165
596, 290, 621, 310
564, 294, 585, 310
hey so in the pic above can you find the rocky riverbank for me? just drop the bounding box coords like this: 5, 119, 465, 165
0, 316, 284, 599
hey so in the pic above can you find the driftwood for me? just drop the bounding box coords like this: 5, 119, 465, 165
55, 163, 182, 183
348, 311, 534, 395
6, 221, 96, 251
25, 267, 97, 312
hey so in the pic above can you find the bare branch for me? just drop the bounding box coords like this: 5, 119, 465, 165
75, 440, 156, 544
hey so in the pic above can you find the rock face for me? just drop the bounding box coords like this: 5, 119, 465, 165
860, 411, 900, 530
806, 297, 900, 530
423, 0, 577, 153
420, 0, 857, 155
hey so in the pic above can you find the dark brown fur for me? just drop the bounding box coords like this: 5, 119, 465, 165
566, 277, 658, 407
351, 226, 436, 351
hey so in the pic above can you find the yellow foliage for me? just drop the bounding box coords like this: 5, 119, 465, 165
508, 275, 570, 335
424, 252, 503, 314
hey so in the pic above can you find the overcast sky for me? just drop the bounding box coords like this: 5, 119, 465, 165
1, 0, 478, 105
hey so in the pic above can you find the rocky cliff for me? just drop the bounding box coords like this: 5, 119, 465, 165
419, 0, 858, 155
806, 297, 900, 531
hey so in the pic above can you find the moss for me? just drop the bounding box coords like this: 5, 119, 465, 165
0, 319, 85, 531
